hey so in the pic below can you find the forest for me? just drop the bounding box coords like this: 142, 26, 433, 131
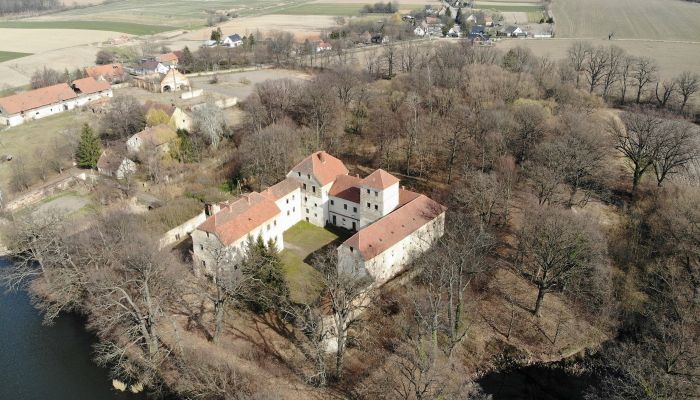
2, 38, 699, 399
0, 0, 61, 15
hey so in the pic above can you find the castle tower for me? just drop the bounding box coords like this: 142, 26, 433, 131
359, 169, 400, 228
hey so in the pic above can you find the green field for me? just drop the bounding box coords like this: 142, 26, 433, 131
0, 51, 32, 63
527, 10, 546, 22
32, 0, 311, 28
273, 3, 368, 16
0, 20, 175, 35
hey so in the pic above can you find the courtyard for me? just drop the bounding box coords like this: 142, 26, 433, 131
280, 221, 351, 304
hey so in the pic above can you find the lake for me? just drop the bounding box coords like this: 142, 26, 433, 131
0, 260, 142, 400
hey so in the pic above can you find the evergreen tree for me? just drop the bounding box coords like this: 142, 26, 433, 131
180, 46, 194, 71
240, 236, 289, 313
455, 7, 463, 25
75, 123, 102, 169
211, 27, 223, 43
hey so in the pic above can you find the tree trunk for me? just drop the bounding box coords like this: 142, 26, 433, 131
533, 286, 546, 316
213, 299, 225, 344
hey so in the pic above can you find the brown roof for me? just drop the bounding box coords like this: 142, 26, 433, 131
85, 64, 124, 79
343, 195, 445, 260
156, 52, 178, 63
198, 192, 281, 246
360, 169, 399, 190
290, 151, 348, 186
132, 124, 177, 147
97, 149, 128, 173
261, 177, 300, 201
0, 83, 77, 115
72, 77, 111, 94
329, 174, 361, 203
399, 188, 421, 206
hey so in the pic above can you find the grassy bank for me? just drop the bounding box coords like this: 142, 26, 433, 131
0, 51, 32, 63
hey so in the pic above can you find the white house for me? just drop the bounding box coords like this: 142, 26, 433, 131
97, 149, 136, 180
316, 41, 332, 52
222, 34, 243, 47
0, 78, 112, 128
504, 25, 525, 37
413, 26, 426, 37
192, 151, 446, 286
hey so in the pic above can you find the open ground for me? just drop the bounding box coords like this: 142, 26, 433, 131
0, 51, 32, 63
0, 20, 174, 35
552, 0, 700, 41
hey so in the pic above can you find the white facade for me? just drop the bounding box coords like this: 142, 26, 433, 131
338, 212, 445, 286
0, 98, 79, 127
192, 151, 446, 286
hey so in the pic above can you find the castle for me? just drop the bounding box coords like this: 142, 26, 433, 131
192, 151, 446, 286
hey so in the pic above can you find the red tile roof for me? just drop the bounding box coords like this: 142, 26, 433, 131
198, 192, 281, 246
290, 151, 348, 186
343, 195, 445, 260
360, 169, 399, 190
84, 64, 124, 79
72, 77, 111, 94
132, 124, 177, 147
156, 52, 178, 63
261, 177, 300, 201
329, 174, 362, 203
0, 83, 77, 115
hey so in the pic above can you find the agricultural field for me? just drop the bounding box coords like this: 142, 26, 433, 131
497, 38, 700, 79
552, 0, 700, 41
0, 20, 174, 35
0, 51, 32, 63
27, 0, 312, 29
271, 3, 366, 16
474, 1, 544, 12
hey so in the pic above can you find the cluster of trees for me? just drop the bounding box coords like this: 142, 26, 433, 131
0, 0, 59, 14
566, 42, 699, 113
360, 1, 399, 14
29, 66, 85, 89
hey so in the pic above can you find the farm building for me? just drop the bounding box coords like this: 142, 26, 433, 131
0, 78, 112, 127
132, 70, 190, 93
223, 34, 243, 47
84, 64, 127, 83
126, 124, 178, 155
192, 151, 446, 286
97, 149, 136, 180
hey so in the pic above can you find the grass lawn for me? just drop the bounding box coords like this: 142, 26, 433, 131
272, 3, 368, 16
0, 20, 175, 35
527, 10, 546, 22
281, 221, 343, 303
0, 111, 90, 194
0, 51, 32, 63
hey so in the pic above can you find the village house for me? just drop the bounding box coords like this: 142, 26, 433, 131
97, 149, 136, 180
222, 34, 243, 48
316, 41, 332, 52
132, 60, 172, 75
192, 151, 446, 286
84, 64, 127, 83
503, 25, 525, 37
144, 101, 193, 131
155, 52, 179, 65
0, 77, 112, 127
413, 26, 426, 37
126, 124, 178, 155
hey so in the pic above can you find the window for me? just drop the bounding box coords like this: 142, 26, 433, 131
200, 244, 204, 251
307, 174, 310, 179
312, 185, 316, 193
303, 183, 307, 190
206, 232, 210, 238
267, 224, 270, 231
331, 200, 335, 205
292, 195, 295, 200
350, 246, 354, 252
374, 205, 378, 210
202, 260, 206, 267
343, 204, 347, 210
287, 210, 290, 216
366, 189, 370, 194
306, 208, 309, 213
367, 202, 371, 208
274, 220, 277, 226
353, 207, 357, 212
314, 203, 317, 207
293, 207, 296, 212
374, 190, 378, 196
304, 196, 308, 202
286, 198, 289, 204
298, 172, 301, 177
175, 233, 181, 240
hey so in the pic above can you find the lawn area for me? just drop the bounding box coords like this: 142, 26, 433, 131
273, 3, 368, 16
0, 20, 175, 35
0, 51, 32, 63
527, 10, 546, 22
281, 221, 343, 303
0, 111, 90, 194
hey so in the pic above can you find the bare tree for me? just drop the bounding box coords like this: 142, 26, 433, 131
652, 120, 699, 186
193, 100, 226, 149
312, 248, 370, 380
675, 71, 700, 114
632, 57, 658, 104
610, 111, 664, 194
601, 46, 625, 100
267, 31, 294, 65
567, 41, 592, 89
655, 80, 677, 109
101, 95, 146, 139
583, 45, 609, 93
515, 207, 605, 316
618, 55, 634, 104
